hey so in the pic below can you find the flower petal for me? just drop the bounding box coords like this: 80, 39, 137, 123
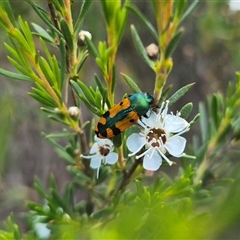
90, 142, 99, 154
90, 155, 102, 169
165, 135, 186, 157
106, 152, 118, 165
143, 148, 162, 171
127, 133, 146, 153
141, 111, 157, 127
164, 114, 189, 133
94, 136, 114, 147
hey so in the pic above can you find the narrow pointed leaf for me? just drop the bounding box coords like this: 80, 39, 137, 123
26, 0, 63, 37
51, 189, 70, 215
1, 0, 16, 26
29, 91, 57, 108
179, 102, 193, 119
40, 107, 56, 114
60, 38, 66, 90
0, 68, 33, 82
121, 73, 141, 93
179, 0, 199, 24
174, 0, 187, 19
60, 18, 73, 51
8, 57, 31, 76
74, 0, 92, 33
94, 74, 105, 95
210, 94, 220, 130
111, 64, 117, 93
45, 132, 76, 139
127, 4, 158, 40
165, 29, 184, 59
34, 176, 48, 198
76, 80, 96, 106
131, 25, 154, 69
168, 83, 195, 106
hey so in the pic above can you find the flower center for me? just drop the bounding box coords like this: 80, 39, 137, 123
99, 144, 110, 156
146, 128, 166, 147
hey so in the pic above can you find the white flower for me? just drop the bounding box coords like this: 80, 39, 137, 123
127, 101, 190, 171
81, 136, 118, 177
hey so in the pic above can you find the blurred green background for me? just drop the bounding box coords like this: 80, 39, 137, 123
1, 0, 240, 237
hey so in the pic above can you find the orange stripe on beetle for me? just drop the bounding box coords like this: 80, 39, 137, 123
95, 93, 154, 139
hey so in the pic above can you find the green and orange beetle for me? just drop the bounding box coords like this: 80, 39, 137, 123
95, 92, 154, 138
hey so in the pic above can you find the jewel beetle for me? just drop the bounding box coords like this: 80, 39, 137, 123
95, 92, 154, 138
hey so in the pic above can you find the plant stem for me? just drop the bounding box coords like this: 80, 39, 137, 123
116, 158, 143, 193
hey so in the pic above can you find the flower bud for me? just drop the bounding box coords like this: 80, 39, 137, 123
78, 30, 92, 46
68, 106, 80, 119
146, 43, 159, 60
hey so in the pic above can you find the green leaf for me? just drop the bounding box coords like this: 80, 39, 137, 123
121, 73, 141, 93
45, 132, 76, 139
179, 0, 199, 24
174, 0, 187, 19
115, 5, 128, 45
50, 173, 58, 191
165, 29, 184, 59
52, 56, 61, 89
8, 39, 32, 70
189, 113, 200, 127
26, 0, 63, 37
94, 74, 105, 95
32, 23, 54, 43
0, 0, 16, 27
91, 207, 114, 220
168, 83, 195, 106
40, 107, 56, 114
210, 94, 221, 130
77, 50, 89, 72
48, 115, 69, 125
32, 86, 56, 104
76, 80, 96, 106
79, 95, 100, 115
127, 4, 158, 41
67, 165, 91, 182
29, 90, 57, 108
199, 102, 208, 143
51, 189, 71, 215
18, 16, 35, 52
64, 184, 74, 211
60, 38, 66, 90
60, 18, 73, 52
4, 43, 21, 63
94, 91, 103, 110
131, 25, 154, 70
7, 57, 31, 76
39, 57, 55, 85
113, 134, 122, 148
70, 79, 83, 96
43, 133, 76, 164
85, 36, 100, 58
34, 176, 48, 199
71, 80, 99, 114
0, 68, 33, 82
179, 102, 193, 119
11, 28, 31, 54
74, 0, 92, 34
100, 0, 112, 25
111, 64, 117, 93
